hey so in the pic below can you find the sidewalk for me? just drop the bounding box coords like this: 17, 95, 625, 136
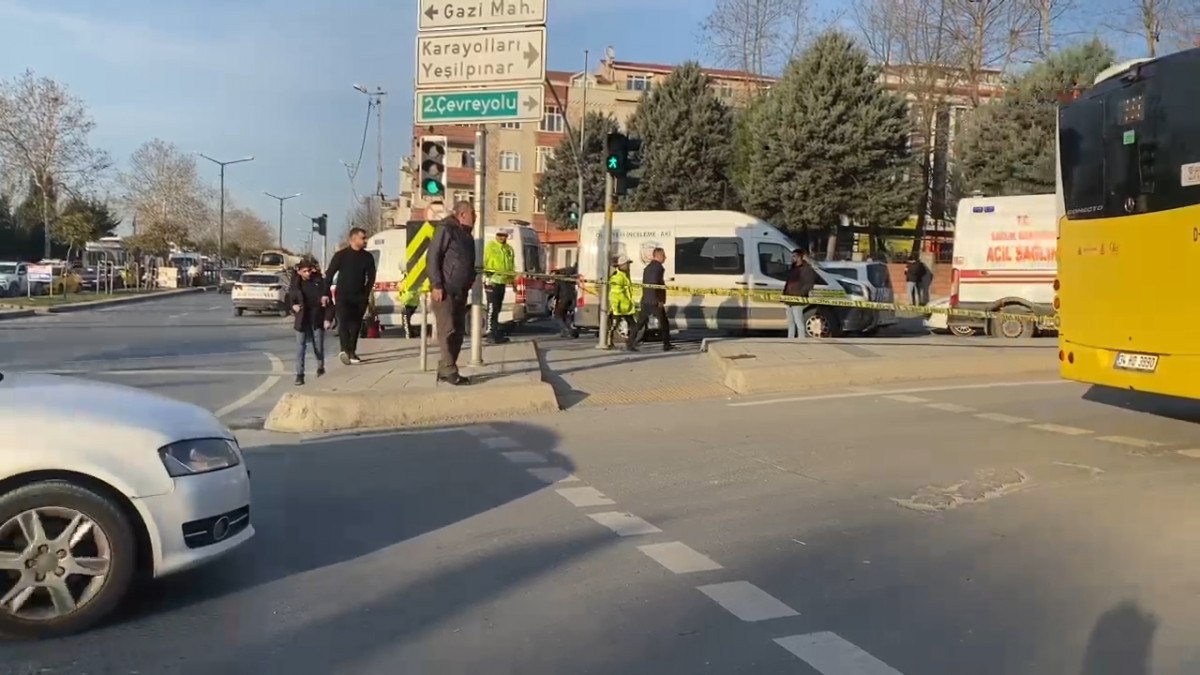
704, 336, 1057, 395
264, 337, 558, 432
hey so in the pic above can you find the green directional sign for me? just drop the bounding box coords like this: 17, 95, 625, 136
415, 85, 545, 125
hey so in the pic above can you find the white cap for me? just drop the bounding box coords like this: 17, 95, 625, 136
615, 254, 631, 266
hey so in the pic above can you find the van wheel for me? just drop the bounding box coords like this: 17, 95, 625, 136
234, 307, 244, 317
803, 308, 837, 338
990, 306, 1036, 339
950, 325, 977, 337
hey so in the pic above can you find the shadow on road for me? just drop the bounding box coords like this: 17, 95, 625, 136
1079, 600, 1157, 675
1084, 385, 1200, 424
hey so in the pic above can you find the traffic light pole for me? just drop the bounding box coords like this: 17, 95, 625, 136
596, 172, 615, 349
470, 125, 487, 366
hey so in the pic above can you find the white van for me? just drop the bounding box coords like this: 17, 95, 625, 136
950, 195, 1057, 338
575, 210, 877, 337
816, 260, 898, 334
367, 222, 548, 329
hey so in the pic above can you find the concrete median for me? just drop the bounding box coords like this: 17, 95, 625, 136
706, 337, 1058, 395
265, 339, 559, 433
45, 287, 214, 313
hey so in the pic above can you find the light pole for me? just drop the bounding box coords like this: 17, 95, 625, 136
264, 192, 301, 249
197, 153, 254, 265
353, 84, 387, 231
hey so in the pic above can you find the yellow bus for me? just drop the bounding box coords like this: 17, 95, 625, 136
1056, 47, 1200, 398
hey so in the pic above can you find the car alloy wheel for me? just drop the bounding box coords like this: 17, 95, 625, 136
804, 312, 832, 338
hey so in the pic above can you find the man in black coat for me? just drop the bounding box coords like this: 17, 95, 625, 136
325, 227, 377, 365
287, 261, 335, 385
628, 247, 672, 351
427, 201, 477, 385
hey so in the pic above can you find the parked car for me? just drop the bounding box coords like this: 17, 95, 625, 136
218, 269, 244, 294
231, 270, 289, 317
0, 262, 28, 297
0, 371, 254, 638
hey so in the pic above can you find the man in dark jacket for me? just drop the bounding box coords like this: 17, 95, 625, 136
628, 247, 672, 351
287, 261, 335, 385
783, 248, 818, 339
905, 255, 929, 306
553, 264, 578, 338
325, 227, 376, 365
427, 201, 477, 385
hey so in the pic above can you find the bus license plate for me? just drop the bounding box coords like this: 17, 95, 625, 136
1114, 353, 1158, 372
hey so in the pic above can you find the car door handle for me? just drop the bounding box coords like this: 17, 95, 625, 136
734, 281, 749, 285
754, 282, 769, 287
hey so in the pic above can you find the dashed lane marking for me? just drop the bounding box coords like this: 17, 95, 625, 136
975, 412, 1032, 424
1177, 449, 1200, 459
482, 436, 521, 450
1096, 436, 1163, 448
697, 581, 799, 622
586, 511, 662, 537
555, 487, 615, 507
214, 353, 284, 419
463, 425, 496, 437
638, 542, 723, 574
500, 451, 547, 465
925, 402, 975, 413
1029, 423, 1093, 436
526, 467, 580, 483
775, 632, 904, 675
731, 379, 1070, 408
883, 394, 928, 403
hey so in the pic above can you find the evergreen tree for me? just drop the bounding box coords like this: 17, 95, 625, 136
0, 193, 23, 259
956, 39, 1115, 197
628, 62, 737, 211
743, 31, 916, 245
536, 111, 619, 229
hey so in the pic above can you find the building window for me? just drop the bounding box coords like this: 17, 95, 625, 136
500, 121, 521, 130
674, 237, 744, 275
715, 84, 734, 99
499, 151, 521, 172
534, 195, 545, 213
460, 150, 476, 168
455, 190, 475, 206
540, 106, 565, 133
536, 146, 554, 173
626, 75, 653, 92
498, 192, 519, 213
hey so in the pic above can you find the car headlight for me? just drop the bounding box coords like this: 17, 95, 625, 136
159, 438, 241, 477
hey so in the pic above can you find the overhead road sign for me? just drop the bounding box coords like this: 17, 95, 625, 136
418, 0, 548, 32
415, 85, 544, 125
416, 27, 546, 89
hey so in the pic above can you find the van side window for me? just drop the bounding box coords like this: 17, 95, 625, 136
676, 237, 744, 275
757, 242, 792, 281
523, 244, 543, 273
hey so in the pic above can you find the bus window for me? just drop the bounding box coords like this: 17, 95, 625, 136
1059, 99, 1107, 219
1152, 54, 1200, 214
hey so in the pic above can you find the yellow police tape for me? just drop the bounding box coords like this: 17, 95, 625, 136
465, 268, 1060, 330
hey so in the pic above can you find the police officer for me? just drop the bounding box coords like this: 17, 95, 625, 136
484, 229, 515, 344
608, 255, 636, 348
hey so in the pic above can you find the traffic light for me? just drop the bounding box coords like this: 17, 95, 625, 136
616, 137, 643, 196
420, 136, 447, 198
312, 214, 328, 237
605, 132, 628, 177
568, 202, 579, 225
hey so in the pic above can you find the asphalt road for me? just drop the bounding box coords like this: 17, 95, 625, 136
2, 369, 1200, 673
0, 291, 298, 427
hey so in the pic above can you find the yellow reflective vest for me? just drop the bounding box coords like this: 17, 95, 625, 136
484, 240, 515, 285
608, 269, 636, 316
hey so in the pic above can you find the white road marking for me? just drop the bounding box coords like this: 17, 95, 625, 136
696, 581, 799, 622
526, 467, 579, 483
1177, 449, 1200, 459
883, 394, 929, 404
637, 542, 723, 573
214, 352, 285, 419
61, 350, 268, 365
500, 451, 547, 464
775, 632, 904, 675
587, 511, 662, 537
300, 426, 468, 444
555, 487, 615, 507
730, 380, 1070, 408
925, 402, 975, 413
1029, 423, 1092, 436
482, 436, 521, 450
464, 425, 496, 437
975, 412, 1032, 424
1097, 435, 1163, 448
207, 305, 223, 311
166, 313, 189, 320
41, 368, 279, 377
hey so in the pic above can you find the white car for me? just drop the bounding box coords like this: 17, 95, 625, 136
0, 262, 28, 297
924, 297, 976, 336
232, 270, 290, 317
0, 373, 253, 638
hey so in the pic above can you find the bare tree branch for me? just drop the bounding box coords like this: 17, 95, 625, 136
700, 0, 812, 75
118, 139, 214, 248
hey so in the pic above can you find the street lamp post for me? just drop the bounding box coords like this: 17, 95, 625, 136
264, 192, 301, 249
197, 154, 254, 266
353, 84, 387, 232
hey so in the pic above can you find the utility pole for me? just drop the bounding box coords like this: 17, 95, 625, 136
596, 173, 615, 349
576, 49, 589, 226
470, 125, 488, 366
354, 84, 388, 233
264, 191, 301, 249
197, 153, 254, 265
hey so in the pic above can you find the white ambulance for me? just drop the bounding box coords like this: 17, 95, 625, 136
366, 222, 548, 329
948, 194, 1058, 338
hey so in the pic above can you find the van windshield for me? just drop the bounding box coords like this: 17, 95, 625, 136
0, 264, 15, 274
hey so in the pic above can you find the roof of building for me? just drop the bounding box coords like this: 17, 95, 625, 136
608, 60, 777, 83
546, 69, 575, 83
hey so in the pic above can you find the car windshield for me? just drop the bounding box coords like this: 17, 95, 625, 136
242, 274, 279, 285
260, 253, 284, 266
0, 264, 15, 274
221, 270, 243, 280
821, 266, 858, 280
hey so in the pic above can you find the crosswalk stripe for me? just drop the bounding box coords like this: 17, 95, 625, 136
587, 511, 661, 537
775, 632, 903, 674
637, 542, 723, 573
696, 581, 798, 622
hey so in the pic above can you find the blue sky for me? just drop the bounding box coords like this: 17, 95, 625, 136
0, 0, 712, 250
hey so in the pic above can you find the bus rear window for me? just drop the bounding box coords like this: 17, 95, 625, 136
1059, 99, 1107, 219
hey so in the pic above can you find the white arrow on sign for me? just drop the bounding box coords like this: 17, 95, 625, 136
416, 26, 546, 89
418, 0, 547, 31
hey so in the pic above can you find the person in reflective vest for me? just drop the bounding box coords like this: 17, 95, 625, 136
608, 255, 636, 347
483, 229, 516, 343
399, 283, 420, 339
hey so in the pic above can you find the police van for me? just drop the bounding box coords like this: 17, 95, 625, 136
949, 195, 1057, 338
367, 222, 548, 329
574, 210, 877, 337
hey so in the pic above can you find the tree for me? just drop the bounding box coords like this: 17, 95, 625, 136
1025, 0, 1083, 57
742, 31, 917, 252
700, 0, 812, 76
53, 196, 120, 260
224, 205, 274, 261
1104, 0, 1200, 57
344, 197, 382, 239
627, 62, 737, 211
955, 39, 1115, 196
730, 93, 771, 200
0, 70, 111, 259
536, 111, 620, 230
119, 139, 212, 248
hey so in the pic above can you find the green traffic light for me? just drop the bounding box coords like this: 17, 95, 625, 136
607, 156, 619, 170
424, 179, 442, 195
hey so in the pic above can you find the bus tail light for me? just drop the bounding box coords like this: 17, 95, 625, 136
1053, 278, 1060, 291
1053, 297, 1060, 310
1059, 350, 1064, 361
949, 268, 960, 307
1068, 352, 1075, 364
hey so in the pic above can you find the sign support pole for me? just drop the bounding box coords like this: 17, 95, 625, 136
420, 292, 430, 372
470, 125, 488, 366
596, 173, 615, 350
